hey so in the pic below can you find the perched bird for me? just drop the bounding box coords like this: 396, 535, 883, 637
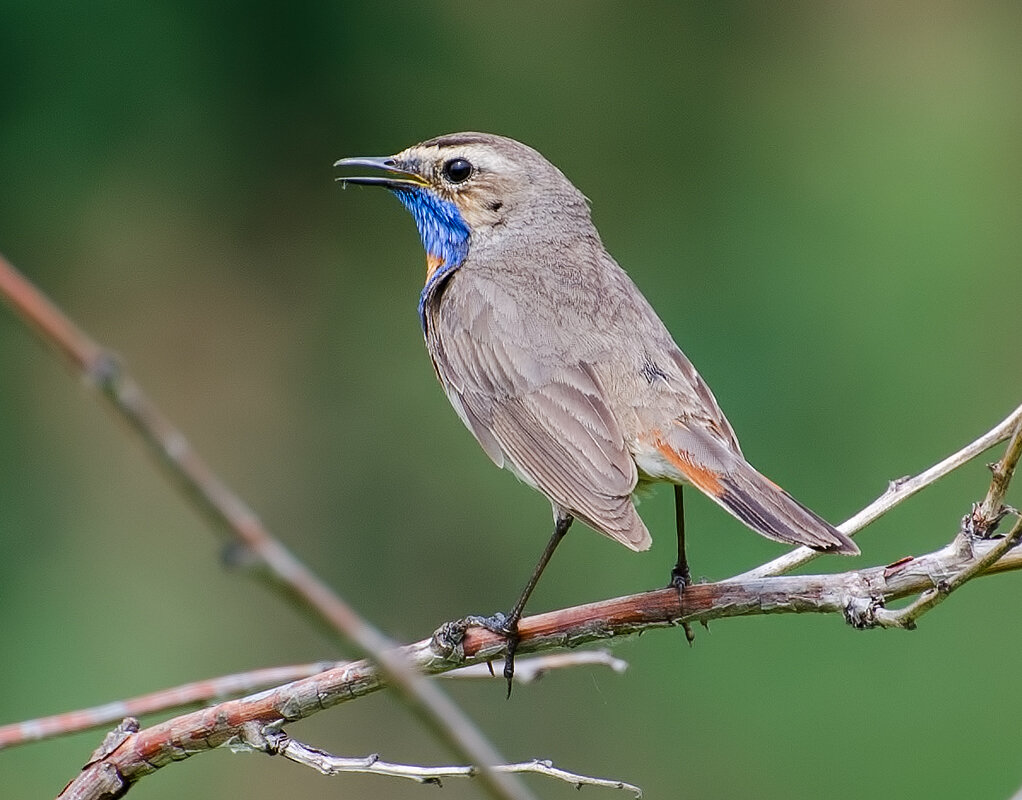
336, 132, 858, 689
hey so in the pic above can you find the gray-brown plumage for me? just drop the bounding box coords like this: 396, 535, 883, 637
336, 132, 858, 687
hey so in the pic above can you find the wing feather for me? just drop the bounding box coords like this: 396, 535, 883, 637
426, 281, 650, 550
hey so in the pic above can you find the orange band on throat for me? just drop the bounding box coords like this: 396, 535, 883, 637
426, 253, 445, 282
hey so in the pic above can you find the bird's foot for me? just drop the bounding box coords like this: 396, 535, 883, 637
667, 566, 696, 645
465, 612, 520, 697
669, 565, 691, 592
464, 611, 510, 633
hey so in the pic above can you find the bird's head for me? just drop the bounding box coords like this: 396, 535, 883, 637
335, 132, 592, 280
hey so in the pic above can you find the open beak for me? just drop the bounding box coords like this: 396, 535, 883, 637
333, 156, 428, 190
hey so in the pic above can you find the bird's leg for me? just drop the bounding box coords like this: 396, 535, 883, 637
670, 485, 695, 644
670, 485, 691, 587
474, 513, 573, 698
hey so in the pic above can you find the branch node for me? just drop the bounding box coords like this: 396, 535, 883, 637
432, 619, 469, 662
843, 595, 884, 630
887, 475, 911, 492
969, 503, 1010, 539
951, 529, 975, 560
83, 348, 122, 390
87, 717, 139, 764
234, 721, 277, 755
220, 540, 260, 571
870, 607, 917, 630
963, 508, 978, 537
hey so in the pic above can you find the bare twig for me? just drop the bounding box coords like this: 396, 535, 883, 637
871, 517, 1022, 629
6, 250, 1020, 800
0, 253, 530, 800
55, 513, 1022, 799
736, 402, 1022, 580
0, 662, 339, 750
258, 732, 642, 797
4, 651, 625, 751
872, 420, 1022, 629
442, 650, 628, 683
973, 417, 1022, 533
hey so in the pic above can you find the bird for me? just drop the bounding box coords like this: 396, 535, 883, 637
335, 132, 858, 691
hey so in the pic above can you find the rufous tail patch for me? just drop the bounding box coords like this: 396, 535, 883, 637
653, 439, 724, 496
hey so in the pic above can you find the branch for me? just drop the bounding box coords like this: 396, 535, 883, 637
973, 416, 1022, 533
441, 650, 629, 683
57, 518, 1022, 799
6, 251, 1020, 799
737, 401, 1022, 580
2, 651, 623, 750
0, 253, 530, 800
871, 517, 1022, 629
0, 662, 338, 750
872, 418, 1022, 629
261, 733, 642, 796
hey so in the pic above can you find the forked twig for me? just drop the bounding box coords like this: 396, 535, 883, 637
0, 662, 338, 750
4, 251, 1020, 800
737, 401, 1022, 580
872, 419, 1022, 629
257, 732, 642, 797
2, 651, 624, 749
53, 477, 1022, 800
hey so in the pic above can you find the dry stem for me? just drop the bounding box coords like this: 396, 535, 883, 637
2, 651, 623, 750
737, 401, 1022, 581
260, 733, 642, 796
4, 251, 1020, 800
57, 521, 1022, 799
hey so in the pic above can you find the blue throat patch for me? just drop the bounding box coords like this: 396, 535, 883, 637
393, 188, 471, 329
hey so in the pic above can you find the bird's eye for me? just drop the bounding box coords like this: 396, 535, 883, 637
442, 158, 473, 184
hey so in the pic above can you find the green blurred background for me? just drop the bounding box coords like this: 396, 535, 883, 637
2, 3, 1020, 798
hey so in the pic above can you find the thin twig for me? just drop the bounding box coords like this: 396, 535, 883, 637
6, 250, 1020, 799
973, 418, 1022, 533
262, 733, 642, 797
735, 402, 1022, 581
54, 512, 1022, 799
872, 420, 1022, 629
4, 651, 625, 750
872, 516, 1022, 629
0, 253, 529, 800
0, 662, 339, 750
442, 650, 628, 683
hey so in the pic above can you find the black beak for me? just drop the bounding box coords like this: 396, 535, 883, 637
333, 156, 427, 190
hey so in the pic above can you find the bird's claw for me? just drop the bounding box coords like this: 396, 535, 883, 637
667, 567, 695, 645
465, 612, 512, 635
669, 564, 692, 593
465, 613, 520, 697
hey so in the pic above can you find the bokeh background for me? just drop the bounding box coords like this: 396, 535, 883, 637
2, 3, 1020, 798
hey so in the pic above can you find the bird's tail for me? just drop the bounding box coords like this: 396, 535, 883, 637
708, 460, 859, 555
